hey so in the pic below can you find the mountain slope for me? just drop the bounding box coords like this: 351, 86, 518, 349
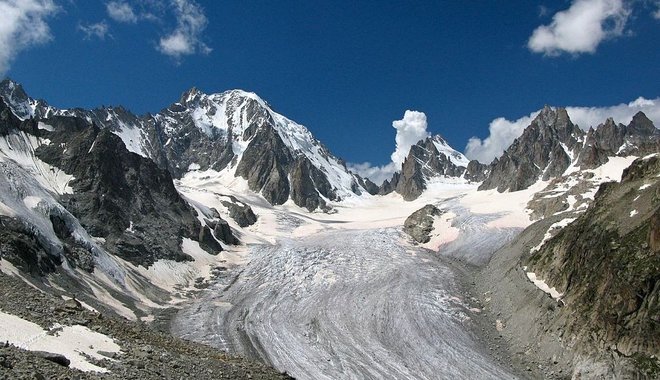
526, 155, 659, 363
380, 135, 486, 200
0, 79, 371, 211
474, 154, 659, 379
480, 106, 583, 192
480, 106, 659, 193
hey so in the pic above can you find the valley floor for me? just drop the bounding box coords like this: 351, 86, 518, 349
172, 229, 518, 380
169, 179, 543, 379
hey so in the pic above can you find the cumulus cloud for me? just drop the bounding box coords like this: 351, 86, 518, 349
566, 97, 660, 130
391, 110, 430, 168
465, 112, 540, 164
106, 1, 138, 23
347, 162, 397, 186
0, 0, 58, 75
349, 110, 430, 185
158, 0, 211, 58
79, 21, 111, 40
465, 97, 660, 164
528, 0, 630, 56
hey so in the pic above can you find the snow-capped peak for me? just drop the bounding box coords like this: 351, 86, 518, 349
430, 135, 471, 167
176, 88, 359, 197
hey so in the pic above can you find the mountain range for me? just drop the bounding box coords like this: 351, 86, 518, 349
0, 78, 658, 379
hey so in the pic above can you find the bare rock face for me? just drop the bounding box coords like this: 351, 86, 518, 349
480, 106, 582, 192
34, 117, 204, 267
0, 216, 61, 276
355, 176, 379, 195
650, 209, 660, 253
577, 118, 626, 169
290, 157, 330, 211
464, 160, 489, 182
198, 225, 223, 253
526, 155, 660, 368
210, 219, 240, 245
403, 205, 442, 244
221, 197, 258, 228
380, 136, 479, 200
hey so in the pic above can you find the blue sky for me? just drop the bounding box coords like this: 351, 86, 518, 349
1, 0, 659, 182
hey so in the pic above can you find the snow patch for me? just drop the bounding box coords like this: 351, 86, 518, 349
526, 272, 563, 301
112, 123, 148, 158
0, 131, 74, 194
531, 217, 577, 253
61, 295, 98, 313
630, 210, 638, 217
0, 200, 16, 216
23, 196, 42, 209
125, 238, 240, 297
0, 310, 121, 373
37, 122, 54, 131
421, 211, 460, 251
639, 184, 651, 191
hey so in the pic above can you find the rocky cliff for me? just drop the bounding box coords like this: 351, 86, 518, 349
476, 155, 660, 379
380, 135, 481, 200
0, 79, 371, 212
480, 106, 659, 193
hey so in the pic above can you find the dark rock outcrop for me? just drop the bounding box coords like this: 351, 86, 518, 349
0, 216, 61, 276
481, 107, 659, 192
403, 205, 443, 244
480, 106, 582, 192
221, 197, 257, 228
33, 117, 204, 267
210, 219, 240, 245
235, 124, 292, 206
380, 135, 479, 200
289, 157, 334, 211
464, 160, 489, 182
198, 225, 223, 253
32, 351, 71, 367
355, 176, 379, 195
525, 155, 660, 373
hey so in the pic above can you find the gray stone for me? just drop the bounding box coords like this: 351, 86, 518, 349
403, 205, 443, 244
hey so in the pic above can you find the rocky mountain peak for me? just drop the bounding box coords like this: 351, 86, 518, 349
179, 86, 204, 105
627, 111, 656, 136
481, 105, 659, 192
379, 134, 476, 200
531, 106, 579, 141
0, 78, 36, 120
0, 78, 28, 103
479, 106, 583, 192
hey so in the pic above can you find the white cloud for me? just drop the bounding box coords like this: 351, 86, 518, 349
566, 97, 660, 130
465, 97, 660, 164
106, 1, 137, 23
79, 21, 111, 40
348, 162, 397, 186
0, 0, 58, 75
654, 1, 660, 19
391, 110, 430, 168
348, 110, 430, 185
528, 0, 629, 56
465, 112, 539, 164
158, 0, 211, 58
